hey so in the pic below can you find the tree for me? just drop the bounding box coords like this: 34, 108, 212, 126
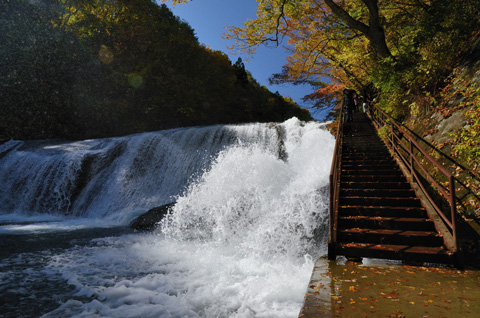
2, 0, 311, 140
161, 0, 396, 113
164, 1, 391, 72
234, 57, 249, 86
162, 0, 480, 115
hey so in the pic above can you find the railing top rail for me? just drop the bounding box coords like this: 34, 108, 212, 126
329, 104, 345, 177
372, 106, 453, 179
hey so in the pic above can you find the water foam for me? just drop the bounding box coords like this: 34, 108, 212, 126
161, 118, 333, 258
1, 118, 335, 317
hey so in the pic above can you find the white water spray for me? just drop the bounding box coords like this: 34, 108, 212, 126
0, 118, 335, 317
161, 118, 333, 258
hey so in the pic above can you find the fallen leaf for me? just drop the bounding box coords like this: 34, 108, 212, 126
458, 297, 473, 301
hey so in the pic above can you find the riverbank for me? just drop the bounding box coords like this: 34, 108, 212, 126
300, 257, 480, 318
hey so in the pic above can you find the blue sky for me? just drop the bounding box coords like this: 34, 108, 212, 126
159, 0, 324, 120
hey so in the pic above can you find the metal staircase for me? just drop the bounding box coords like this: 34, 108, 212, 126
329, 112, 455, 265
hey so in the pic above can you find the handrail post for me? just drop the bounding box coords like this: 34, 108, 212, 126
328, 173, 336, 260
449, 175, 458, 250
409, 140, 414, 177
391, 123, 395, 149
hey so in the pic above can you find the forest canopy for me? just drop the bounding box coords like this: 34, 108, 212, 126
0, 0, 311, 140
165, 0, 480, 119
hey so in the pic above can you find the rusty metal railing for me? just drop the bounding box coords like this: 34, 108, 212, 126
328, 103, 345, 260
367, 103, 458, 251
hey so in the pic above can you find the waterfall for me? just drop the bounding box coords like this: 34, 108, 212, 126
0, 118, 333, 226
0, 118, 335, 317
161, 118, 334, 258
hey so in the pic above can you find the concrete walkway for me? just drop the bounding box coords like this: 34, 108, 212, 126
299, 257, 480, 318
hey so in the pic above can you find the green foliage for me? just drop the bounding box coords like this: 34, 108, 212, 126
1, 0, 311, 140
453, 92, 480, 166
160, 0, 480, 125
363, 0, 480, 123
377, 124, 391, 141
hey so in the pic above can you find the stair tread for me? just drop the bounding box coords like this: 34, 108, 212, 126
340, 205, 425, 209
341, 189, 416, 197
340, 228, 440, 236
339, 216, 435, 231
340, 216, 431, 222
340, 205, 423, 209
341, 196, 418, 199
337, 242, 452, 255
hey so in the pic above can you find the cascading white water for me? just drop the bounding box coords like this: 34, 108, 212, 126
0, 123, 282, 223
0, 118, 335, 317
161, 118, 333, 258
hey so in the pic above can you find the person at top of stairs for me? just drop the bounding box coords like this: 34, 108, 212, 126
343, 88, 358, 122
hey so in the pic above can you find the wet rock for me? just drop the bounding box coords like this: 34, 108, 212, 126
130, 202, 175, 231
434, 110, 467, 144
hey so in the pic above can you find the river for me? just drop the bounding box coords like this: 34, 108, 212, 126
0, 118, 334, 317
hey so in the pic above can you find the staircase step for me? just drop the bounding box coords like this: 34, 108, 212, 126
340, 196, 422, 207
342, 155, 392, 160
335, 242, 454, 264
338, 228, 444, 247
342, 160, 395, 166
341, 188, 415, 197
342, 175, 406, 182
341, 169, 401, 176
341, 181, 412, 190
343, 150, 390, 155
342, 164, 398, 170
339, 216, 436, 231
339, 206, 428, 218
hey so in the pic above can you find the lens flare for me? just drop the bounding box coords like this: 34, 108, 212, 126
128, 73, 143, 88
98, 45, 113, 64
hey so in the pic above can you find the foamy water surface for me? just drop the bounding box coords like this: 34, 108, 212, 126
0, 118, 334, 317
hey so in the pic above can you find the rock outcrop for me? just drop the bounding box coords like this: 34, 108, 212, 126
130, 202, 175, 231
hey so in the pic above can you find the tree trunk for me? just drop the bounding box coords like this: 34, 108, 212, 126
324, 0, 392, 59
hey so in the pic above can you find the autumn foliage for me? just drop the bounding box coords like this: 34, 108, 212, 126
166, 1, 480, 120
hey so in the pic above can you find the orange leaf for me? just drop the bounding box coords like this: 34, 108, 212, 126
458, 297, 473, 301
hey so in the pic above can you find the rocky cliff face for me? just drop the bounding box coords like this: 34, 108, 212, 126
396, 40, 480, 267
403, 38, 480, 219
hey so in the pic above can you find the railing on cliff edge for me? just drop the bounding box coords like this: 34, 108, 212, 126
366, 103, 458, 252
328, 104, 345, 260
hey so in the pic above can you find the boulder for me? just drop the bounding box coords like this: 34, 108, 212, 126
130, 202, 175, 231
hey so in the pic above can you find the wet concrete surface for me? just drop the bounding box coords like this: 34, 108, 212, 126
300, 257, 480, 318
